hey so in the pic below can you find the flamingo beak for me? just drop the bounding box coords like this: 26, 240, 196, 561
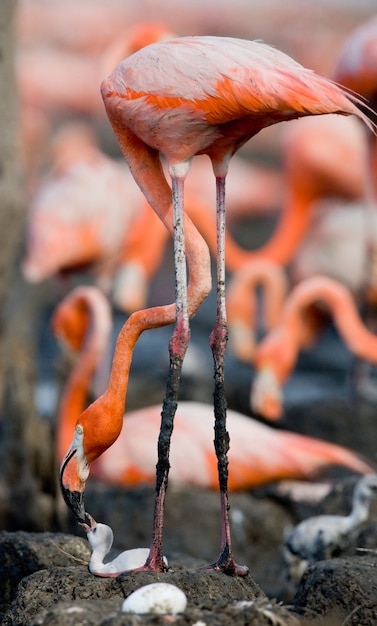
59, 446, 92, 526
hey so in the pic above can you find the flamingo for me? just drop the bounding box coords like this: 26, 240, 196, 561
53, 285, 374, 491
284, 473, 377, 586
51, 285, 113, 463
332, 15, 377, 122
21, 121, 171, 314
99, 35, 374, 576
275, 114, 371, 267
332, 16, 377, 296
226, 258, 289, 363
251, 275, 377, 421
291, 201, 377, 297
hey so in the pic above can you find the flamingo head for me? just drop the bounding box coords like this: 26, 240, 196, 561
59, 422, 92, 526
250, 363, 283, 421
59, 395, 123, 525
51, 293, 90, 353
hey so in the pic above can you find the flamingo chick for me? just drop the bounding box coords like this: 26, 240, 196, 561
284, 473, 377, 586
101, 34, 374, 577
81, 515, 168, 577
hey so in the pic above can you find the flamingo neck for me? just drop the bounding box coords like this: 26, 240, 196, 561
256, 188, 315, 265
57, 299, 110, 463
288, 277, 377, 362
348, 490, 373, 526
83, 303, 177, 464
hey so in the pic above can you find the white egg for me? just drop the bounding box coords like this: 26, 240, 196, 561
121, 582, 187, 615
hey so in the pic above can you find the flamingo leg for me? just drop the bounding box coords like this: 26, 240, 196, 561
205, 175, 249, 576
144, 175, 190, 572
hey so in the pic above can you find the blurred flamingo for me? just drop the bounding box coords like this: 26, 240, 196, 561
274, 114, 371, 267
16, 1, 132, 55
291, 201, 377, 298
226, 258, 289, 363
52, 285, 113, 463
251, 275, 377, 421
100, 34, 373, 576
332, 15, 377, 295
53, 286, 374, 498
21, 122, 171, 313
284, 473, 377, 586
332, 14, 377, 124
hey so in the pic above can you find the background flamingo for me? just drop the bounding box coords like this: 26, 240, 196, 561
272, 114, 371, 272
53, 285, 374, 496
226, 258, 289, 363
332, 15, 377, 297
101, 34, 373, 577
21, 122, 172, 314
291, 201, 377, 299
251, 275, 377, 421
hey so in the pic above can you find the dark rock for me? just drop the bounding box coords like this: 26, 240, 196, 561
0, 531, 90, 620
294, 554, 377, 625
4, 565, 264, 626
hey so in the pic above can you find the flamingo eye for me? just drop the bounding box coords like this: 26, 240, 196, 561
76, 424, 84, 435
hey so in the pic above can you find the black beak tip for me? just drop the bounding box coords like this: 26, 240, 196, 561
60, 484, 89, 524
59, 448, 91, 525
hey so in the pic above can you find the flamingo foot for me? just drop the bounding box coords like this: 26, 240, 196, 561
200, 546, 249, 577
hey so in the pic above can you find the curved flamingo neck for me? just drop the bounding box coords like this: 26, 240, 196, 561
81, 303, 176, 464
56, 289, 111, 463
258, 276, 377, 385
228, 258, 288, 331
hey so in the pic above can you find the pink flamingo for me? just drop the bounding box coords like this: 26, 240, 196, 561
291, 201, 377, 298
98, 35, 373, 577
21, 122, 169, 313
53, 286, 374, 496
251, 275, 377, 421
332, 14, 377, 129
332, 15, 377, 295
226, 258, 289, 363
268, 114, 371, 273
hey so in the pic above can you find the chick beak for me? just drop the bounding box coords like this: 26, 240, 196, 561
79, 512, 97, 534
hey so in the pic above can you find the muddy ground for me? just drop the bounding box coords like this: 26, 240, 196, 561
1, 468, 377, 625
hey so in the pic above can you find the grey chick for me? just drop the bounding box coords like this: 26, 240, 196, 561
284, 473, 377, 585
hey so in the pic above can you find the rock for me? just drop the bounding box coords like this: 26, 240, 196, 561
0, 531, 90, 620
293, 553, 377, 625
3, 564, 263, 625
